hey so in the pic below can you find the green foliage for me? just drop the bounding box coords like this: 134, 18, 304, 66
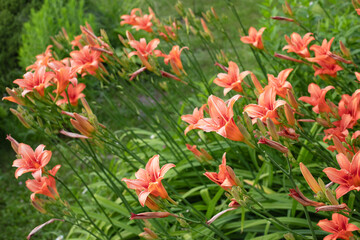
19, 0, 95, 69
0, 0, 43, 91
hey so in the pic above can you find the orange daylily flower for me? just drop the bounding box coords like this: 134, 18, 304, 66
324, 152, 360, 199
324, 114, 352, 143
204, 153, 239, 191
299, 83, 334, 114
120, 8, 154, 32
308, 37, 335, 63
70, 45, 102, 76
312, 61, 343, 79
12, 143, 52, 179
283, 33, 314, 58
53, 66, 78, 95
14, 66, 54, 97
240, 27, 266, 50
213, 61, 251, 95
181, 104, 207, 135
26, 45, 54, 71
26, 165, 61, 200
337, 90, 360, 127
244, 87, 286, 124
194, 95, 244, 141
317, 213, 359, 240
159, 22, 179, 41
160, 45, 188, 76
56, 82, 86, 106
122, 155, 175, 209
128, 38, 160, 59
267, 68, 293, 98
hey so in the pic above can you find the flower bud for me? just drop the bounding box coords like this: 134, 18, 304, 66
243, 112, 253, 132
126, 31, 135, 41
6, 135, 19, 154
10, 108, 31, 128
315, 203, 350, 213
211, 7, 219, 20
286, 90, 298, 109
266, 118, 279, 141
284, 104, 295, 126
258, 138, 288, 154
339, 41, 350, 58
283, 1, 293, 16
274, 53, 303, 63
256, 118, 267, 135
299, 163, 321, 194
250, 73, 264, 94
271, 16, 294, 22
130, 212, 177, 220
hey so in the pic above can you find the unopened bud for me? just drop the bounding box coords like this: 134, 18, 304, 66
10, 108, 31, 128
6, 135, 19, 154
238, 122, 252, 141
256, 118, 267, 135
286, 90, 298, 109
316, 118, 332, 128
284, 1, 293, 16
274, 53, 303, 63
299, 163, 321, 194
266, 118, 279, 141
284, 104, 295, 126
271, 16, 294, 22
250, 73, 264, 94
126, 31, 134, 41
243, 112, 253, 132
258, 138, 289, 154
339, 41, 350, 58
226, 166, 242, 187
284, 233, 295, 240
332, 136, 347, 156
325, 188, 339, 205
118, 34, 127, 47
211, 7, 219, 20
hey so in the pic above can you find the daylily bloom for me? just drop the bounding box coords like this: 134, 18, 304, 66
26, 165, 61, 200
130, 212, 177, 220
267, 68, 293, 98
283, 33, 314, 58
323, 152, 360, 198
160, 45, 188, 76
317, 213, 359, 240
121, 8, 154, 32
288, 187, 324, 207
26, 45, 54, 71
71, 34, 84, 49
121, 8, 142, 26
213, 61, 251, 95
12, 143, 52, 179
122, 155, 175, 209
324, 114, 352, 143
128, 38, 160, 70
14, 66, 54, 97
204, 153, 239, 191
56, 82, 86, 106
307, 37, 335, 63
194, 95, 244, 141
159, 22, 179, 41
299, 83, 334, 114
240, 27, 266, 50
53, 67, 78, 95
181, 104, 207, 135
337, 90, 360, 127
312, 61, 343, 79
70, 45, 102, 76
244, 87, 286, 124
